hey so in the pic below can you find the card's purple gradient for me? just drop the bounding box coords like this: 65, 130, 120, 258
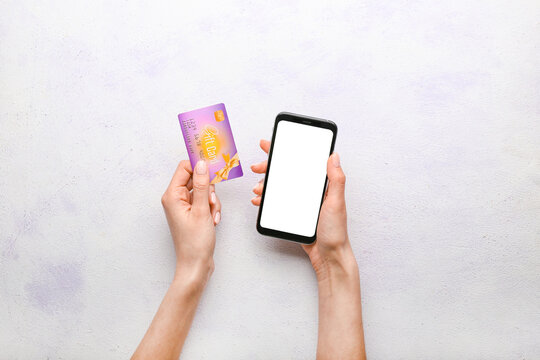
178, 103, 243, 183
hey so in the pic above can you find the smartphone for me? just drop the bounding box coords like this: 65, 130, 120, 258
256, 112, 338, 244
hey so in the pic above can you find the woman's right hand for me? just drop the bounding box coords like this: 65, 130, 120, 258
251, 140, 366, 360
250, 140, 358, 282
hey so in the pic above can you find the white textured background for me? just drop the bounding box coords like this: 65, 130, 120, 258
1, 1, 539, 359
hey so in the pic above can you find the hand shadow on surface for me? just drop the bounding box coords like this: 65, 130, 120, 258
261, 236, 308, 261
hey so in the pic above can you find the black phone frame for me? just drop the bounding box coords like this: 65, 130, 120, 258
256, 112, 338, 244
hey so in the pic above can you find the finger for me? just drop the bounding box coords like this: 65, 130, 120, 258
168, 160, 192, 188
209, 188, 222, 225
251, 196, 261, 206
324, 153, 346, 210
208, 184, 216, 208
164, 160, 193, 204
191, 160, 211, 214
183, 178, 193, 204
260, 139, 270, 154
209, 184, 215, 201
252, 182, 263, 195
250, 160, 268, 174
208, 184, 215, 208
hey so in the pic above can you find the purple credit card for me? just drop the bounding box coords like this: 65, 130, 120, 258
178, 103, 243, 184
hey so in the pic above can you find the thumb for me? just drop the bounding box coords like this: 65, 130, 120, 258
325, 153, 346, 209
191, 160, 211, 214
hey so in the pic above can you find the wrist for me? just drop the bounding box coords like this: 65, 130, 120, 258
313, 246, 359, 292
173, 259, 214, 292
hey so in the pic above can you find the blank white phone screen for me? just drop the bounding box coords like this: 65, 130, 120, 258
260, 120, 333, 237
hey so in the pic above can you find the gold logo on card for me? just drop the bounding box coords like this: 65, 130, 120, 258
201, 125, 220, 164
214, 110, 225, 122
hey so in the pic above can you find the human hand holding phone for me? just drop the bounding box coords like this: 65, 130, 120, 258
251, 140, 366, 360
251, 139, 356, 280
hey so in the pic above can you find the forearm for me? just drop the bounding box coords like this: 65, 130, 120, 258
132, 266, 209, 360
315, 249, 366, 360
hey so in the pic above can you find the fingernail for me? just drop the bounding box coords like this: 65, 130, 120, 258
332, 153, 340, 167
196, 160, 207, 174
211, 192, 216, 204
252, 184, 259, 192
214, 211, 221, 225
